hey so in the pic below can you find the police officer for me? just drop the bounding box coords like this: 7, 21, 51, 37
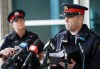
51, 3, 100, 69
0, 9, 44, 69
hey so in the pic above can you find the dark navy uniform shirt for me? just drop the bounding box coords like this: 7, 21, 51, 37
0, 30, 44, 69
53, 24, 100, 69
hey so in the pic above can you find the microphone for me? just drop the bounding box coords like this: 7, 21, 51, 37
43, 38, 55, 51
21, 39, 41, 69
75, 36, 85, 69
42, 38, 55, 68
1, 39, 33, 69
61, 34, 68, 46
61, 35, 68, 69
75, 35, 85, 53
11, 39, 33, 60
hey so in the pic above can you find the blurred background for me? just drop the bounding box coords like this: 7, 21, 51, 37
0, 0, 99, 44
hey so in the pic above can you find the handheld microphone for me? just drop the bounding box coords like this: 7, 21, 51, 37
42, 38, 55, 68
61, 34, 68, 46
61, 34, 69, 69
1, 39, 33, 69
11, 39, 33, 60
21, 39, 41, 69
43, 38, 55, 51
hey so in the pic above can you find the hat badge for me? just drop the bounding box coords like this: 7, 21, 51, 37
64, 6, 68, 11
79, 12, 81, 14
14, 12, 19, 16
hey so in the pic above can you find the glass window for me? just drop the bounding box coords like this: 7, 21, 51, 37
90, 0, 100, 34
12, 0, 73, 43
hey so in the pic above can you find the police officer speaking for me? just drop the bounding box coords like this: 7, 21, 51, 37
50, 3, 100, 69
0, 9, 44, 69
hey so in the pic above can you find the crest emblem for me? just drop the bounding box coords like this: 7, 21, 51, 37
79, 12, 81, 14
64, 6, 68, 11
14, 12, 19, 16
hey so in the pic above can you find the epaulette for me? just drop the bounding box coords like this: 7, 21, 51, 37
54, 29, 66, 38
58, 29, 66, 33
90, 30, 100, 38
4, 34, 9, 37
4, 33, 16, 40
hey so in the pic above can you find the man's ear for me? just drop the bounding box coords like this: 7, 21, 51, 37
78, 15, 84, 23
10, 23, 14, 28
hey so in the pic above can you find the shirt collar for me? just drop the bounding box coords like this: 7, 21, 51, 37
77, 24, 89, 38
62, 24, 90, 40
12, 30, 28, 38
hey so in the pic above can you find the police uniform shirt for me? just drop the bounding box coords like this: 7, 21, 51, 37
0, 30, 44, 69
54, 24, 100, 69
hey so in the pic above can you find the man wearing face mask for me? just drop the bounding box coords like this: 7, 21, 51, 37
50, 3, 100, 69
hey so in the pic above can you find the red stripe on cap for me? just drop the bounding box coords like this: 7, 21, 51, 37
10, 13, 23, 22
64, 8, 85, 15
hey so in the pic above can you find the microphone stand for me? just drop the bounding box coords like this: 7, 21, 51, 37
42, 50, 51, 69
62, 38, 68, 69
63, 46, 68, 69
21, 53, 33, 69
75, 36, 85, 69
78, 43, 85, 69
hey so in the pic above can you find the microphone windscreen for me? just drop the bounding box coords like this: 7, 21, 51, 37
44, 38, 55, 51
33, 39, 42, 48
29, 45, 38, 54
19, 39, 33, 48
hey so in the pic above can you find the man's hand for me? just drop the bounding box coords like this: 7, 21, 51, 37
0, 48, 15, 67
0, 48, 15, 60
59, 59, 76, 69
67, 59, 76, 69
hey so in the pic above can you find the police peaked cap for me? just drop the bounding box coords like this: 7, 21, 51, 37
60, 3, 88, 17
7, 9, 25, 23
